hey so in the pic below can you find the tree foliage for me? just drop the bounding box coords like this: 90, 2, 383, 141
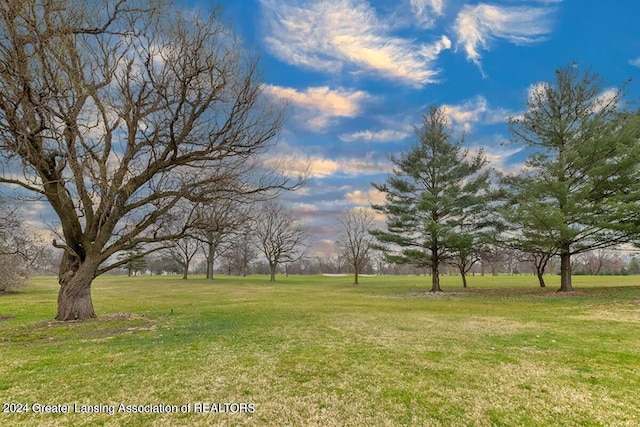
0, 0, 298, 319
117, 248, 147, 277
502, 65, 640, 292
372, 106, 492, 292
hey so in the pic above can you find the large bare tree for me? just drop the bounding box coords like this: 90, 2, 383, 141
336, 207, 375, 285
254, 200, 310, 282
0, 0, 298, 320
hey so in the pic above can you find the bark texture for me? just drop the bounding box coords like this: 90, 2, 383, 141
559, 251, 573, 292
56, 254, 97, 321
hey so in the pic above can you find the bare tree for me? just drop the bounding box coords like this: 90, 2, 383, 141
254, 200, 310, 282
0, 1, 300, 320
0, 195, 49, 289
192, 199, 251, 280
481, 245, 504, 276
448, 234, 483, 288
221, 228, 256, 276
336, 207, 375, 285
576, 249, 623, 275
169, 235, 201, 280
0, 197, 27, 291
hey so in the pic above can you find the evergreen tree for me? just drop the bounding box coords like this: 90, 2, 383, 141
503, 65, 640, 292
372, 106, 492, 292
118, 248, 147, 277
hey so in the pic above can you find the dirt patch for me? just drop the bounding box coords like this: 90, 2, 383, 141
539, 291, 590, 297
0, 315, 15, 321
405, 290, 461, 297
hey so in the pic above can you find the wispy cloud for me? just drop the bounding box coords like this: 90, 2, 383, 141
339, 128, 411, 143
442, 96, 513, 131
410, 0, 445, 28
629, 57, 640, 67
453, 3, 557, 71
264, 149, 391, 179
263, 85, 370, 132
261, 0, 451, 87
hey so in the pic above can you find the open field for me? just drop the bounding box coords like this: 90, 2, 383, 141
0, 274, 639, 426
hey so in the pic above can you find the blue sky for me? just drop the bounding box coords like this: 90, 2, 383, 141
205, 0, 640, 255
9, 0, 640, 259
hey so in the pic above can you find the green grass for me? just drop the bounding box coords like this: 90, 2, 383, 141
1, 274, 639, 426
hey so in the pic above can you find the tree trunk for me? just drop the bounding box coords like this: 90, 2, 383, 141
459, 266, 468, 288
182, 261, 189, 280
534, 255, 549, 287
431, 263, 441, 291
56, 254, 97, 321
429, 241, 442, 292
269, 262, 276, 282
559, 250, 572, 292
206, 242, 214, 280
536, 271, 546, 288
354, 267, 359, 285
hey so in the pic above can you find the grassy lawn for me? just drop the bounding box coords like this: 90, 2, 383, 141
0, 274, 639, 426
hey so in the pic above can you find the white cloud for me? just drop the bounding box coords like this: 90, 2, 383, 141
591, 88, 620, 114
527, 81, 549, 102
290, 202, 320, 217
442, 96, 512, 131
410, 0, 445, 28
263, 85, 370, 132
339, 128, 411, 143
261, 0, 451, 87
264, 150, 392, 179
344, 188, 387, 205
467, 142, 525, 175
630, 57, 640, 67
453, 3, 556, 70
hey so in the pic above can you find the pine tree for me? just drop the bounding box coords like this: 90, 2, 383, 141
372, 106, 492, 292
503, 65, 640, 292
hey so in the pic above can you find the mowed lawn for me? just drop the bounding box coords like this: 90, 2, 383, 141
0, 274, 639, 427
